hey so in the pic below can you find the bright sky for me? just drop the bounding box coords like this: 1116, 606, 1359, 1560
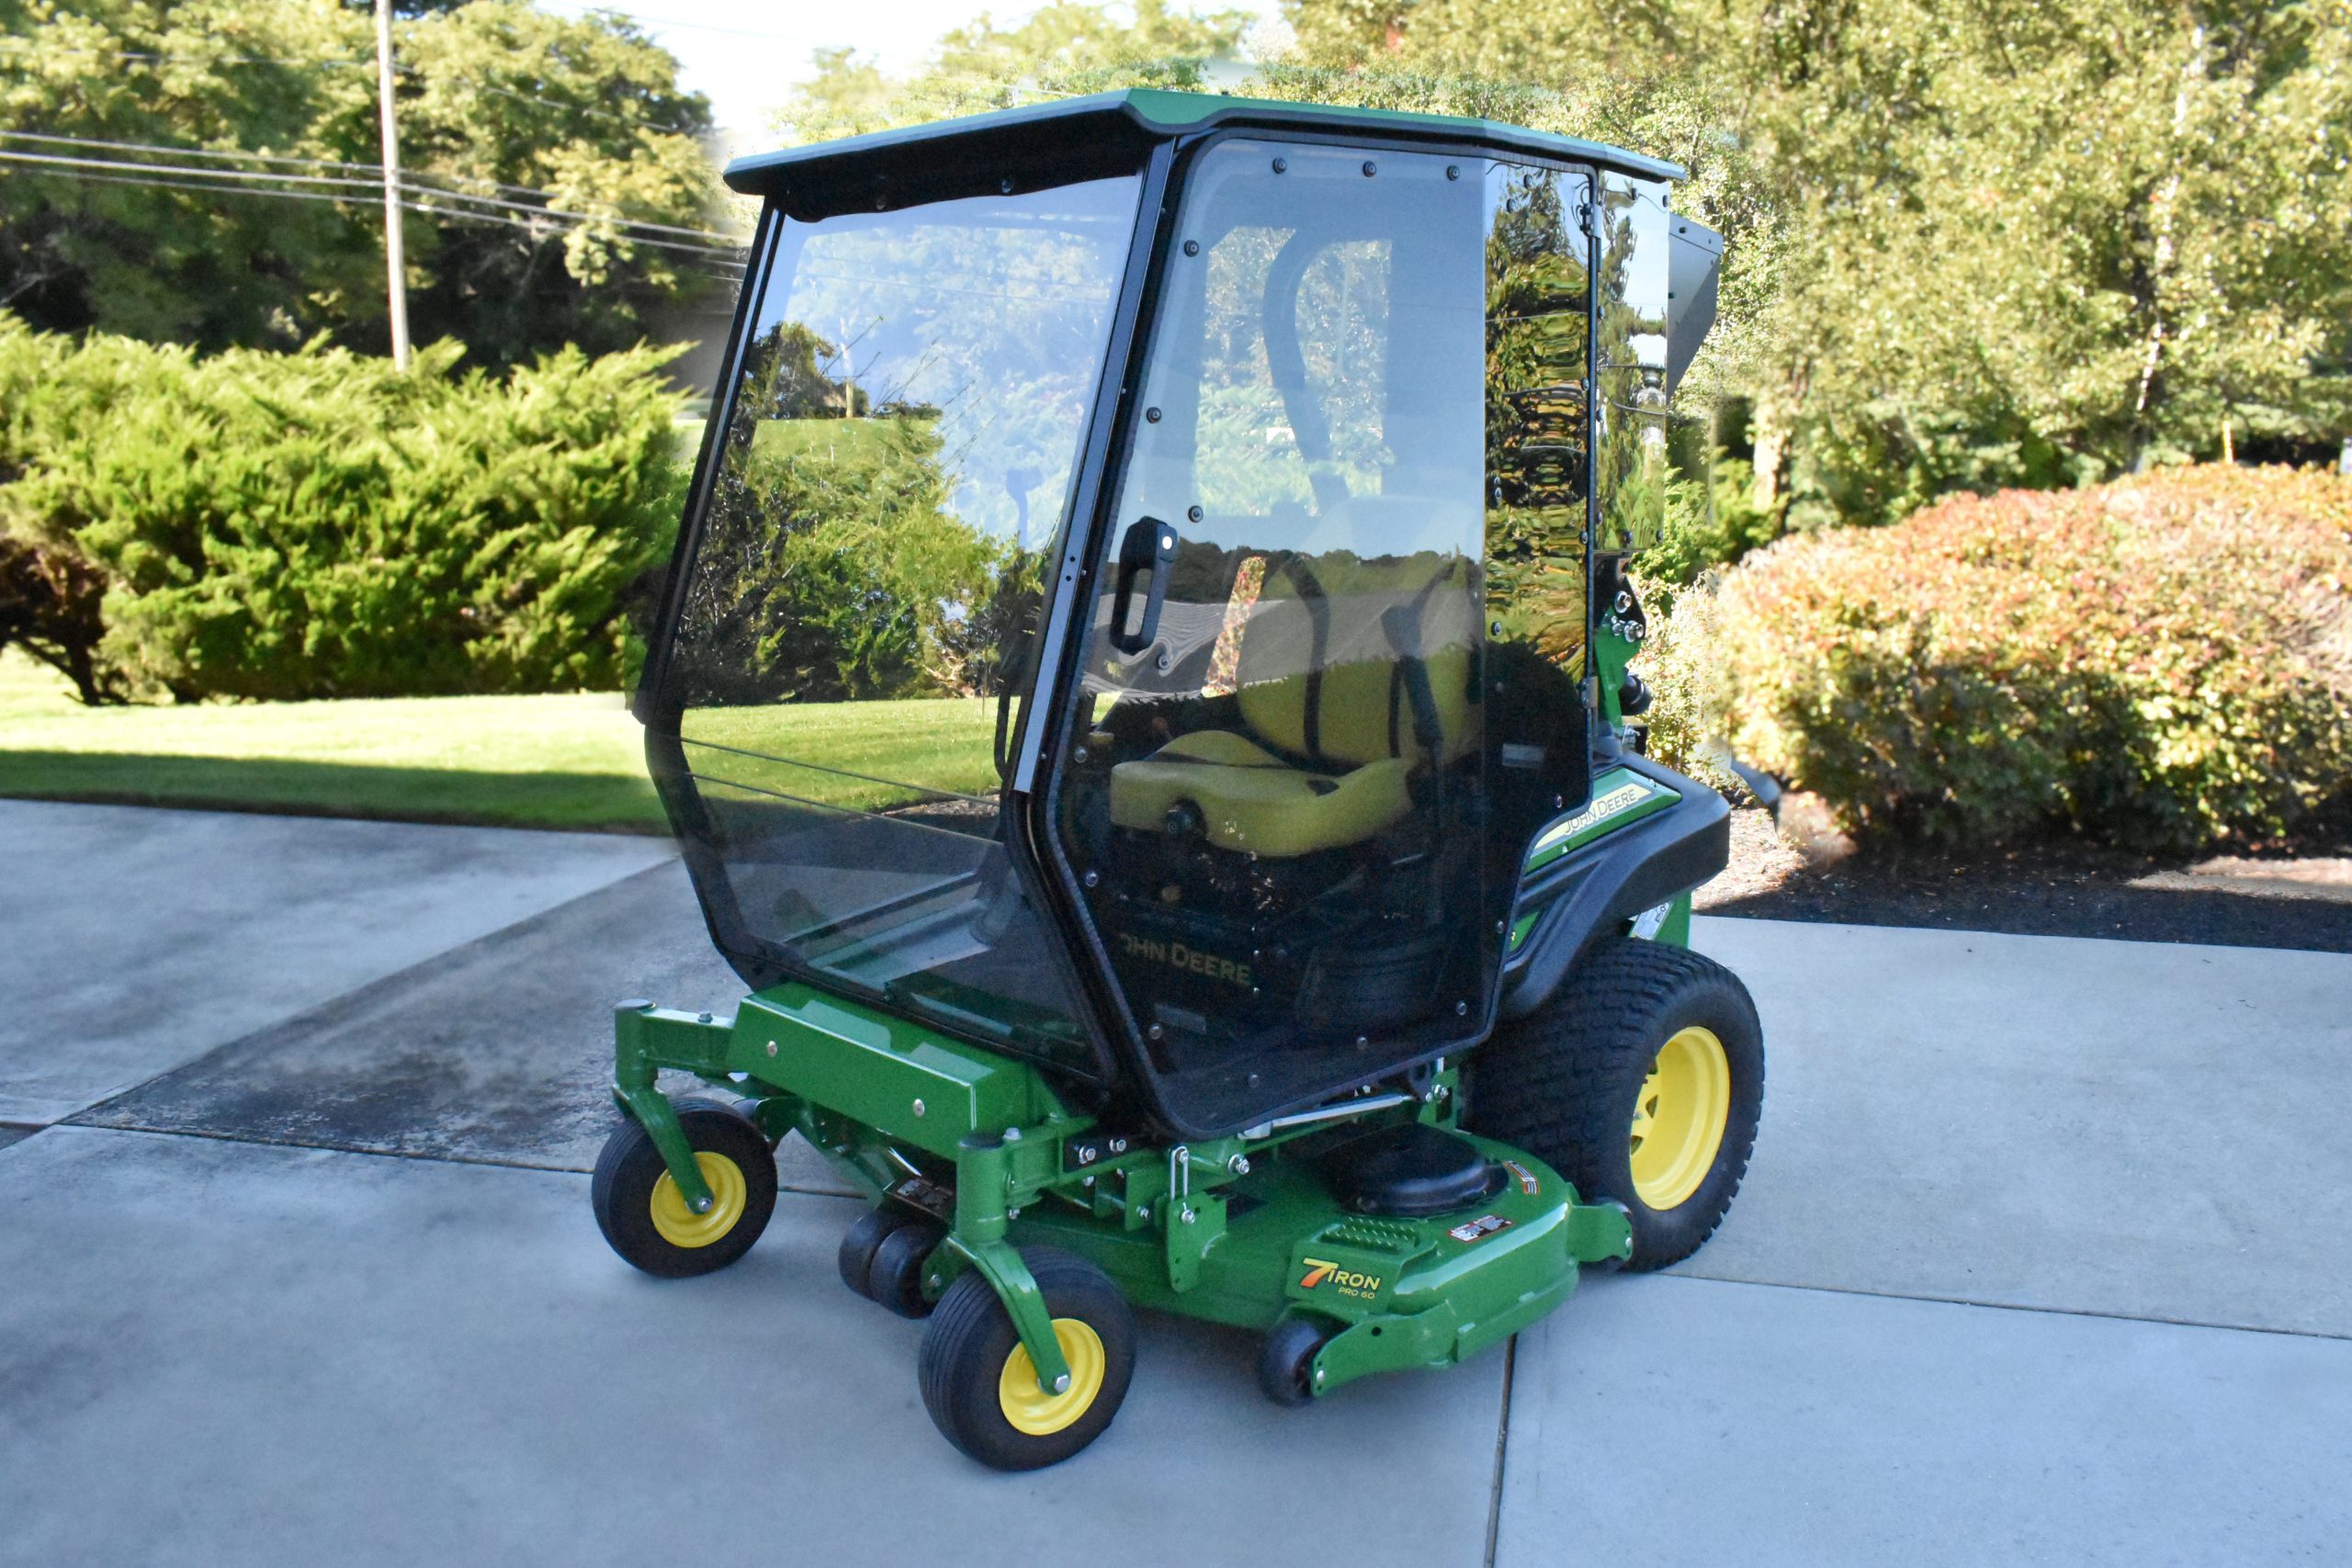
541, 1, 1290, 152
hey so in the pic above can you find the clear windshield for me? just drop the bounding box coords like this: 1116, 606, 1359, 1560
652, 175, 1142, 1071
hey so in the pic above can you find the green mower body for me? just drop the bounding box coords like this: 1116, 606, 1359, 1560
594, 90, 1762, 1469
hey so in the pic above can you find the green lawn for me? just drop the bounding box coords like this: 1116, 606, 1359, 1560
0, 649, 999, 833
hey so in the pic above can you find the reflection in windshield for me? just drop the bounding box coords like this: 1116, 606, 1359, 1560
655, 175, 1142, 1072
1595, 173, 1674, 553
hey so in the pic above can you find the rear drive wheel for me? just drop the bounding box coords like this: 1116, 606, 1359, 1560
919, 1248, 1136, 1471
591, 1096, 777, 1278
1467, 938, 1762, 1270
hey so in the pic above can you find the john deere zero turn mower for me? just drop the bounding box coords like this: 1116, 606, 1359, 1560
592, 90, 1761, 1470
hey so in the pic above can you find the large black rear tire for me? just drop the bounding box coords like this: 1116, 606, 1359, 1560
1467, 938, 1762, 1270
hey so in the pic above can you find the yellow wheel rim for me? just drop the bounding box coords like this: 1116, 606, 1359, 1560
998, 1319, 1107, 1437
649, 1152, 747, 1248
1628, 1025, 1732, 1211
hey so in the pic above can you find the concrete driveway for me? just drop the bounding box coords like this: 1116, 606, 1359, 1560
4, 799, 2347, 1565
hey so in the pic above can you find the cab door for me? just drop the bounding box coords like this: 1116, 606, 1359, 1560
1044, 138, 1504, 1134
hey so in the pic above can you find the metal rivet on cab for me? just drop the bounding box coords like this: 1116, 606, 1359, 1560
1446, 164, 1460, 180
1145, 406, 1162, 423
1187, 504, 1203, 522
765, 1040, 778, 1057
1272, 157, 1287, 173
1148, 1023, 1165, 1041
1083, 870, 1101, 888
1362, 160, 1376, 176
911, 1099, 926, 1117
1182, 239, 1200, 255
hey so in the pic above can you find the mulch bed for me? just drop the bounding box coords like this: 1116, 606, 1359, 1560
1694, 803, 2352, 954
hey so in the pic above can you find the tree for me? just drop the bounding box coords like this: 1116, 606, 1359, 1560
1283, 0, 2352, 525
781, 0, 1256, 142
0, 0, 730, 365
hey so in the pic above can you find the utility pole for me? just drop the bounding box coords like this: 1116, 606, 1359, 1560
373, 0, 411, 371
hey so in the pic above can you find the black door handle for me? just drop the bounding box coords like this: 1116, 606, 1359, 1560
1107, 515, 1178, 655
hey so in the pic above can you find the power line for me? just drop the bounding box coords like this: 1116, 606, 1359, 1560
2, 129, 570, 205
0, 152, 750, 263
0, 140, 746, 249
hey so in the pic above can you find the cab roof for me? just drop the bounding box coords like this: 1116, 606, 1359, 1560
724, 88, 1686, 213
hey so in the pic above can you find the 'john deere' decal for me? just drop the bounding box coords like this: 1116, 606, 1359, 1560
1448, 1213, 1514, 1244
1116, 931, 1252, 989
1527, 779, 1655, 860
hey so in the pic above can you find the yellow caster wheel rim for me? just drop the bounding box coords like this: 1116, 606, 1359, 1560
998, 1319, 1107, 1437
649, 1152, 748, 1248
1628, 1024, 1732, 1210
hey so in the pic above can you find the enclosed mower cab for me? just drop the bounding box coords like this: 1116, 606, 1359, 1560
604, 92, 1758, 1470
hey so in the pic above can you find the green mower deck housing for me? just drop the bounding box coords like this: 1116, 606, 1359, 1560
592, 89, 1763, 1470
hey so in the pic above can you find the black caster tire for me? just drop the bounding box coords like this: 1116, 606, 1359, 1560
838, 1207, 910, 1300
1467, 938, 1764, 1271
919, 1247, 1136, 1471
869, 1219, 947, 1319
1260, 1314, 1337, 1407
591, 1096, 777, 1279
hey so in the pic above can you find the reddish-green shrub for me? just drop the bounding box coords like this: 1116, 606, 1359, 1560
1647, 466, 2352, 851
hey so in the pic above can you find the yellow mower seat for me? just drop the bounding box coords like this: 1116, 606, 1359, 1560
1108, 553, 1477, 858
1108, 730, 1413, 858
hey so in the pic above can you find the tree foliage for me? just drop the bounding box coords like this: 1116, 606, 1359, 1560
0, 0, 726, 364
677, 324, 996, 706
781, 0, 1256, 142
1286, 0, 2352, 527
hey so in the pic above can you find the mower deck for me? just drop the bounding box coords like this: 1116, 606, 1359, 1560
1010, 1130, 1624, 1391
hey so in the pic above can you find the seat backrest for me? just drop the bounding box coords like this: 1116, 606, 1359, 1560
1234, 552, 1479, 768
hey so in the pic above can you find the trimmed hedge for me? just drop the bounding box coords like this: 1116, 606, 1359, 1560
0, 315, 683, 702
1648, 466, 2352, 851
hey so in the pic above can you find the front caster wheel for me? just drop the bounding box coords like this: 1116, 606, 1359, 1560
919, 1247, 1136, 1471
591, 1096, 777, 1278
1260, 1314, 1338, 1407
868, 1219, 946, 1318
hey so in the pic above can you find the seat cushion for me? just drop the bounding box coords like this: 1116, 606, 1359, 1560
1320, 1122, 1504, 1219
1107, 730, 1412, 858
